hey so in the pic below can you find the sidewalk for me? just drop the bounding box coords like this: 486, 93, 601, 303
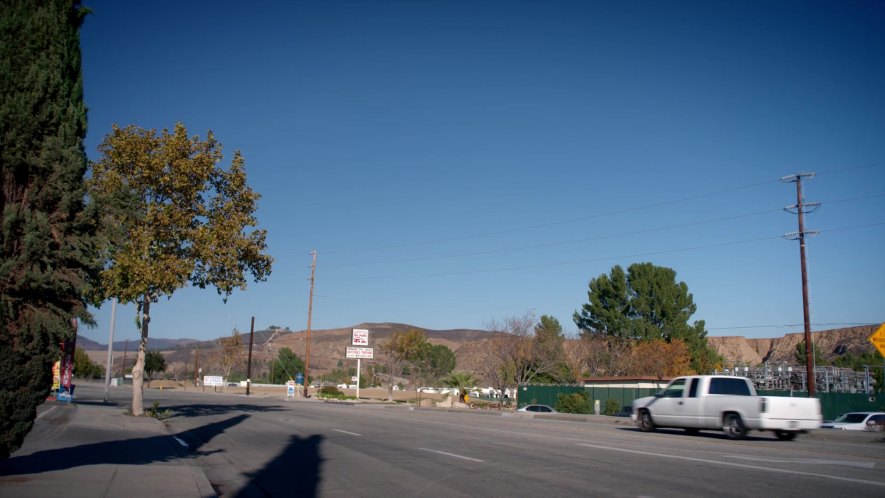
0, 395, 214, 498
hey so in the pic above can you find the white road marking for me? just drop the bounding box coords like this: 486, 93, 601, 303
729, 454, 876, 469
418, 448, 484, 463
333, 429, 362, 437
36, 406, 58, 420
578, 443, 885, 488
173, 436, 189, 448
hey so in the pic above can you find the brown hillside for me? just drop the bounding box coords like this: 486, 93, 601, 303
87, 323, 880, 381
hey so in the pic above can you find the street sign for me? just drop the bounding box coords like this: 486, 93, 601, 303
870, 323, 885, 357
352, 328, 369, 346
203, 375, 224, 387
286, 380, 295, 399
346, 346, 374, 359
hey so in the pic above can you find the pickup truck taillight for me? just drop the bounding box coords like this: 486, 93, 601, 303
760, 398, 767, 413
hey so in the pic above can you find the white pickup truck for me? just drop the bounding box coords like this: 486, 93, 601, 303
631, 375, 821, 440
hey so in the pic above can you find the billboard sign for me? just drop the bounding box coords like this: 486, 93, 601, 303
345, 347, 374, 359
352, 328, 369, 346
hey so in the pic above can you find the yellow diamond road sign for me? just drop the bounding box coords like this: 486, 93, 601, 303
870, 323, 885, 358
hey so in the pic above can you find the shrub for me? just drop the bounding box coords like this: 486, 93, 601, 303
554, 391, 592, 414
603, 398, 621, 416
319, 386, 343, 396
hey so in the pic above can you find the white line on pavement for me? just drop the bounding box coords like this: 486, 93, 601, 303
173, 436, 189, 448
36, 405, 58, 420
333, 429, 362, 437
728, 454, 876, 469
418, 448, 484, 463
577, 443, 885, 488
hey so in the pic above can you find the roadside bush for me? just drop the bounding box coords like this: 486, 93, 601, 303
604, 398, 620, 416
319, 386, 343, 396
316, 386, 355, 401
554, 391, 592, 414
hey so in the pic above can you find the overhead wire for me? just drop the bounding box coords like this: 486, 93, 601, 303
319, 161, 885, 256
324, 192, 885, 268
322, 221, 884, 281
320, 178, 781, 255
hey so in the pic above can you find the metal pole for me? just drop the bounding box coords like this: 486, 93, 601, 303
356, 358, 361, 400
246, 316, 255, 395
795, 178, 816, 397
304, 250, 316, 398
103, 298, 118, 403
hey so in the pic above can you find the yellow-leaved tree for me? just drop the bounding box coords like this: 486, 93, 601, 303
88, 123, 272, 415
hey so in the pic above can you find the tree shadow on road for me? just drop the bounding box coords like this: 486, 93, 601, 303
0, 413, 249, 475
163, 403, 286, 419
235, 434, 324, 498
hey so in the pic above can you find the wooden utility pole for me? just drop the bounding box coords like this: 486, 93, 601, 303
782, 172, 820, 397
246, 316, 255, 396
304, 250, 317, 398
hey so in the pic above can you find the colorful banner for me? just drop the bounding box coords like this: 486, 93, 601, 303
57, 322, 77, 402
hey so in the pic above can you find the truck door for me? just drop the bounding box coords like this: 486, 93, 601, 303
652, 378, 687, 426
681, 377, 703, 428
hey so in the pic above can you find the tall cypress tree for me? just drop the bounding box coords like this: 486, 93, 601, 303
0, 0, 98, 459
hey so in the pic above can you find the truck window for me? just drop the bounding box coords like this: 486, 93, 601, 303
661, 379, 686, 398
688, 378, 699, 398
709, 378, 751, 396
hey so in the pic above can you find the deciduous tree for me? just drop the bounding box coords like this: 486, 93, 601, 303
0, 0, 101, 459
144, 350, 166, 386
88, 123, 272, 415
216, 328, 243, 384
380, 329, 427, 401
74, 349, 103, 379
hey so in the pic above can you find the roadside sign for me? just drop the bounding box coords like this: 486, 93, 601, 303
346, 346, 374, 359
286, 380, 295, 399
203, 375, 224, 387
870, 323, 885, 357
352, 328, 369, 346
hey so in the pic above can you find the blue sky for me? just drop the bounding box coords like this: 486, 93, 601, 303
78, 0, 884, 344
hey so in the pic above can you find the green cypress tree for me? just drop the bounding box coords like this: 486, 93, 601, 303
0, 0, 98, 459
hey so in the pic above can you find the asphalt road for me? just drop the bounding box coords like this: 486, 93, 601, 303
99, 384, 885, 497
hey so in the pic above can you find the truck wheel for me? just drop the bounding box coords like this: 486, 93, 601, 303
723, 413, 747, 440
639, 410, 656, 432
774, 430, 797, 441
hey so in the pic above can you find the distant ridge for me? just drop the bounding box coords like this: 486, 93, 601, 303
77, 335, 200, 351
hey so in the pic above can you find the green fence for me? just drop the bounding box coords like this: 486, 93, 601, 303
519, 385, 885, 420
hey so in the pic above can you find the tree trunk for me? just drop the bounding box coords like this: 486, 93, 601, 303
131, 296, 150, 416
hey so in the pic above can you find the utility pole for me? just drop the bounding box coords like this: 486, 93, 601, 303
194, 348, 200, 387
121, 339, 128, 379
304, 250, 317, 398
246, 316, 255, 396
782, 172, 820, 398
103, 298, 117, 403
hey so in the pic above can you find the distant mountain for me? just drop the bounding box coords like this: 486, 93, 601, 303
77, 335, 201, 351
82, 322, 880, 381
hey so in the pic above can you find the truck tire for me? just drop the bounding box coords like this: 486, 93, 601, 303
723, 413, 747, 440
774, 430, 797, 441
638, 409, 656, 432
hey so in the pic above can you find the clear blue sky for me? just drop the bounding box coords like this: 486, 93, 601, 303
78, 0, 884, 344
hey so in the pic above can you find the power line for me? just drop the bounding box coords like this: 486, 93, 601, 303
325, 193, 884, 268
708, 322, 879, 331
320, 161, 885, 256
321, 178, 779, 255
323, 221, 884, 281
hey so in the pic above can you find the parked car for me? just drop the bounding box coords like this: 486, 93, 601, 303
821, 412, 885, 431
517, 404, 557, 413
